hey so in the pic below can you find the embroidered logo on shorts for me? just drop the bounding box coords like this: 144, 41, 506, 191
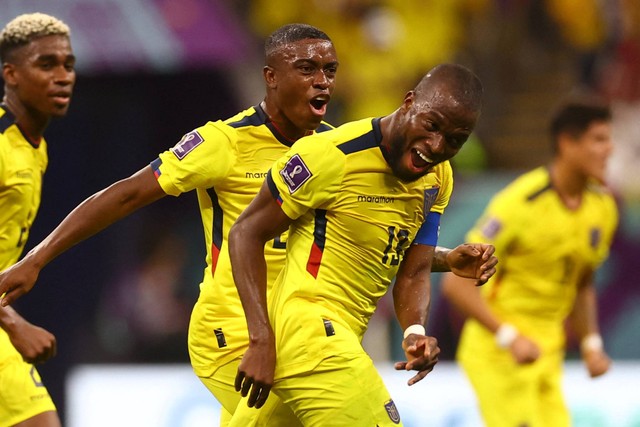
280, 154, 312, 194
384, 399, 401, 424
171, 130, 204, 160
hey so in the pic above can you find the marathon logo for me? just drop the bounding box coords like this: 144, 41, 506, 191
280, 154, 312, 194
171, 130, 204, 160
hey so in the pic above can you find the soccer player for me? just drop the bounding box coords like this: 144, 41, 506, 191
0, 12, 75, 427
228, 63, 484, 426
0, 25, 493, 426
440, 98, 616, 427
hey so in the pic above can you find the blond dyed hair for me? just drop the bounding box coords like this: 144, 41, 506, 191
1, 13, 70, 63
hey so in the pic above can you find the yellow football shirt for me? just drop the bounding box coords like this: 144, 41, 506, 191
458, 166, 618, 354
266, 117, 453, 377
0, 106, 48, 367
152, 105, 333, 376
0, 106, 48, 272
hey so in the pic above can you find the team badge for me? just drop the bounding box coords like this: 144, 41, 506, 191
423, 188, 439, 216
171, 130, 204, 160
280, 154, 312, 194
384, 399, 401, 424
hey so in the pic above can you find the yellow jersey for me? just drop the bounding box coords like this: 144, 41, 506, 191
459, 166, 618, 353
266, 117, 453, 377
152, 105, 333, 376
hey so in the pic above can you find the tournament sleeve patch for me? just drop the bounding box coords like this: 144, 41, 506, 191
279, 154, 312, 194
170, 130, 204, 160
481, 217, 502, 239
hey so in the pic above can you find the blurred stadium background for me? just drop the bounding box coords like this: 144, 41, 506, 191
2, 0, 639, 425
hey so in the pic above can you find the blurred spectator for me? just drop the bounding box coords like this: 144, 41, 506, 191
95, 230, 194, 362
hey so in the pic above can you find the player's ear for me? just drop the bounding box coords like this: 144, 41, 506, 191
401, 90, 415, 112
263, 65, 277, 89
2, 63, 18, 86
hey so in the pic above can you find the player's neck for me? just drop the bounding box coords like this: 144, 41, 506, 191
260, 100, 311, 142
549, 162, 587, 210
2, 96, 48, 142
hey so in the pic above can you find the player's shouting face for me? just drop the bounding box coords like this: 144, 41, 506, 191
383, 83, 480, 182
263, 38, 338, 140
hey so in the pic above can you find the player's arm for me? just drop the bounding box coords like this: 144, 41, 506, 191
432, 244, 497, 285
0, 166, 166, 306
569, 269, 610, 378
440, 272, 540, 364
0, 305, 56, 364
392, 242, 440, 385
228, 179, 292, 409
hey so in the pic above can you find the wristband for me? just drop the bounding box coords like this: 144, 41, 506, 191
495, 323, 518, 348
403, 324, 426, 339
580, 333, 604, 353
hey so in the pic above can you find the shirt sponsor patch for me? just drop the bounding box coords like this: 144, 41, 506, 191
481, 217, 502, 239
170, 130, 204, 160
384, 399, 401, 424
280, 154, 312, 194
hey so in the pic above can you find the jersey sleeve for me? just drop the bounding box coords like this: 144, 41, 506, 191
431, 160, 454, 214
152, 121, 237, 196
593, 192, 619, 267
413, 161, 454, 246
465, 186, 521, 262
267, 136, 344, 220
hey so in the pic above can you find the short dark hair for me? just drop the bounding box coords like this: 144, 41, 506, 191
1, 13, 70, 64
264, 23, 331, 62
415, 63, 484, 114
549, 97, 611, 152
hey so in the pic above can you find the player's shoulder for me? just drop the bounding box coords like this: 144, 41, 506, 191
0, 106, 15, 136
497, 167, 551, 202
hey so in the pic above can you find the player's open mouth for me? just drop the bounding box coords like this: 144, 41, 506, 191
411, 148, 432, 169
310, 96, 329, 116
51, 92, 71, 106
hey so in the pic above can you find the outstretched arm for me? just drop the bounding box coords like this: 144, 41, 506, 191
228, 179, 292, 409
0, 305, 56, 364
441, 272, 540, 364
431, 244, 497, 286
392, 243, 440, 385
0, 166, 166, 305
569, 270, 610, 378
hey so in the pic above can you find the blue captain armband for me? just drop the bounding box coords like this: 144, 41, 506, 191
413, 212, 441, 246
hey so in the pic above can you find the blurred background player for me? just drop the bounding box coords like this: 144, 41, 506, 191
229, 63, 484, 426
441, 97, 616, 427
0, 12, 75, 427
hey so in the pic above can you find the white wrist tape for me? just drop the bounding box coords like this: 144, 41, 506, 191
581, 333, 604, 353
403, 324, 426, 339
495, 323, 518, 348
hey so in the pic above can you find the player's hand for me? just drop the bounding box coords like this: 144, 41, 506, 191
509, 335, 540, 365
235, 335, 276, 409
394, 334, 440, 385
7, 319, 57, 364
582, 349, 611, 378
446, 243, 497, 286
0, 259, 40, 307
